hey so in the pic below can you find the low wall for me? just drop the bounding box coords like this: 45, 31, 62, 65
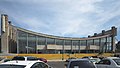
5, 53, 113, 60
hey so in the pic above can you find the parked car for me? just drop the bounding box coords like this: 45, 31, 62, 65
0, 58, 12, 63
96, 57, 120, 68
0, 61, 52, 68
66, 57, 77, 62
66, 59, 97, 68
37, 58, 47, 63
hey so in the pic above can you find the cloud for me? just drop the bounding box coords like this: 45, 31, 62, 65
0, 0, 120, 40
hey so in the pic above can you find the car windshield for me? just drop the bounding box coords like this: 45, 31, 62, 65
12, 56, 25, 60
113, 59, 120, 65
0, 64, 25, 68
69, 60, 96, 68
27, 56, 37, 60
90, 58, 100, 63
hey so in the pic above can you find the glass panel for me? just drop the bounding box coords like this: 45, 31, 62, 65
100, 37, 106, 53
107, 37, 112, 51
47, 38, 55, 44
65, 40, 71, 45
28, 34, 36, 53
80, 40, 86, 46
94, 39, 99, 46
87, 40, 93, 46
38, 36, 46, 45
73, 40, 79, 46
64, 40, 71, 53
18, 30, 27, 53
72, 40, 79, 53
56, 39, 64, 45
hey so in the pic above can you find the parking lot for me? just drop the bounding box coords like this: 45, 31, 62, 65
48, 61, 66, 68
1, 55, 120, 68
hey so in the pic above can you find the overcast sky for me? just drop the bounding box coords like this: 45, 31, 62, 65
0, 0, 120, 40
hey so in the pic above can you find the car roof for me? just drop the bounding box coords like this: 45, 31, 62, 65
0, 60, 43, 66
105, 57, 120, 59
70, 59, 90, 61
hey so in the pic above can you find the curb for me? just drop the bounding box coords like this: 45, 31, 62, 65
48, 60, 65, 62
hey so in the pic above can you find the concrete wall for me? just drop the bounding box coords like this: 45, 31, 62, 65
1, 15, 9, 53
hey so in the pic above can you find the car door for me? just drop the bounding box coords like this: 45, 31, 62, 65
102, 59, 113, 68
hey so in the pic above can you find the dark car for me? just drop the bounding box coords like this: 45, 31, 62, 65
66, 57, 76, 62
66, 59, 97, 68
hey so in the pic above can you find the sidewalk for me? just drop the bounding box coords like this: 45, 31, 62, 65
48, 59, 66, 62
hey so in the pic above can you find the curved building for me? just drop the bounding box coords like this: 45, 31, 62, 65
1, 14, 117, 54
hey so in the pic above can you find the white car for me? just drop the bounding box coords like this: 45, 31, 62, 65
0, 61, 52, 68
96, 57, 120, 68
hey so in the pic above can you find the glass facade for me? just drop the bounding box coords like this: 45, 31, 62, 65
17, 29, 113, 54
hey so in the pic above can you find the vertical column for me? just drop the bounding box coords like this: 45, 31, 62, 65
86, 40, 88, 53
111, 36, 115, 52
16, 30, 19, 54
62, 40, 65, 60
93, 39, 94, 45
36, 36, 38, 54
93, 39, 95, 53
45, 37, 47, 53
105, 37, 107, 53
63, 40, 65, 53
78, 40, 80, 53
1, 14, 9, 53
99, 38, 101, 53
111, 26, 117, 52
71, 40, 73, 53
26, 33, 28, 54
54, 39, 56, 54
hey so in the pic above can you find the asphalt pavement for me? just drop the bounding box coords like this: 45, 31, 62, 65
48, 61, 67, 68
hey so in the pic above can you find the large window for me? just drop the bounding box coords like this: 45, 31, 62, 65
38, 36, 46, 45
73, 40, 79, 46
65, 40, 71, 45
87, 40, 93, 46
94, 39, 99, 46
28, 34, 36, 53
107, 37, 112, 51
72, 40, 79, 52
100, 37, 106, 53
18, 30, 27, 53
80, 40, 86, 46
56, 39, 64, 45
47, 38, 55, 44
